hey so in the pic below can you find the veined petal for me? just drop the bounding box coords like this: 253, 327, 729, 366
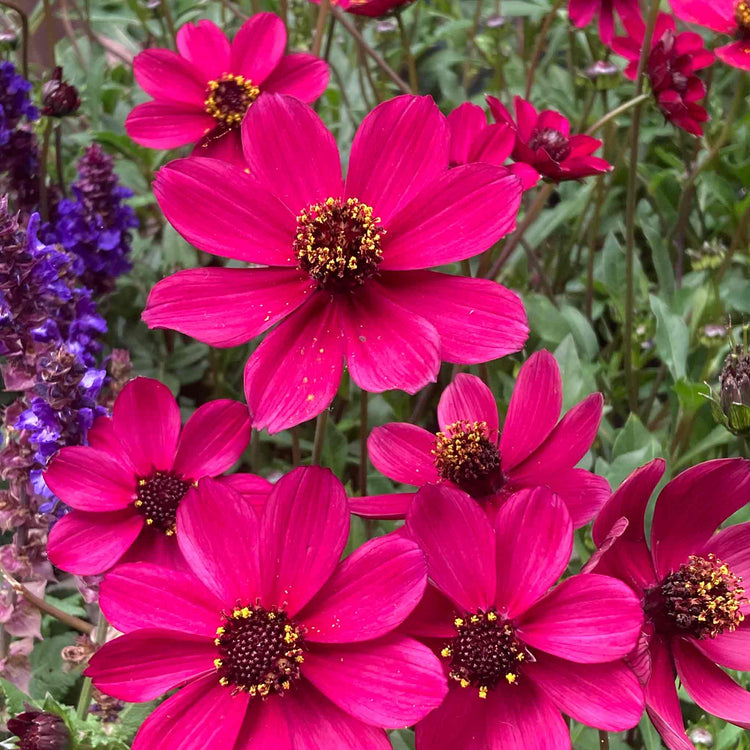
437, 374, 499, 435
125, 102, 214, 149
367, 423, 438, 486
262, 54, 329, 102
230, 13, 286, 85
133, 49, 206, 106
176, 19, 231, 81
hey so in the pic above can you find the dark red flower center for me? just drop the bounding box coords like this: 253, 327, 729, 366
528, 128, 571, 162
294, 196, 384, 292
134, 470, 192, 535
432, 420, 505, 498
736, 1, 750, 36
441, 609, 527, 698
214, 604, 305, 697
645, 554, 746, 640
204, 74, 260, 127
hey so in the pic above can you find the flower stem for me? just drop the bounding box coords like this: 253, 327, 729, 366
598, 730, 610, 749
39, 118, 53, 222
311, 0, 330, 58
524, 0, 564, 98
159, 0, 178, 49
311, 410, 328, 466
359, 391, 368, 495
396, 9, 418, 93
585, 93, 651, 136
76, 610, 108, 720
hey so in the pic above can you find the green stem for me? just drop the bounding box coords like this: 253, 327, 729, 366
311, 411, 328, 466
159, 0, 178, 49
585, 93, 651, 136
76, 611, 108, 720
311, 0, 330, 58
524, 0, 564, 98
396, 9, 418, 93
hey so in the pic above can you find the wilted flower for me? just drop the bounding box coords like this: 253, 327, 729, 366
41, 66, 81, 118
568, 0, 640, 44
7, 709, 70, 750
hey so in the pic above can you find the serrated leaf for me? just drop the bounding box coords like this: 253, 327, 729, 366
0, 677, 36, 716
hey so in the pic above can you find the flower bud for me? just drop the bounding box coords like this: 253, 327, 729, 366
7, 710, 70, 750
41, 67, 80, 118
688, 727, 713, 748
707, 332, 750, 438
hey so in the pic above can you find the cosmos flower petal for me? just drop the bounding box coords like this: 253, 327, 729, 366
47, 509, 143, 575
339, 285, 440, 394
406, 484, 496, 612
701, 521, 750, 590
673, 638, 750, 730
539, 468, 611, 529
447, 102, 487, 165
348, 492, 416, 520
232, 697, 291, 748
526, 652, 644, 732
215, 473, 273, 511
177, 479, 261, 606
133, 49, 207, 106
493, 488, 573, 618
669, 0, 736, 33
380, 165, 521, 270
694, 622, 750, 671
415, 685, 493, 749
469, 123, 516, 165
650, 458, 750, 579
120, 527, 187, 571
378, 271, 528, 365
86, 629, 217, 702
262, 53, 330, 102
716, 41, 750, 71
243, 294, 344, 434
112, 377, 181, 475
125, 101, 214, 149
230, 13, 287, 85
437, 374, 499, 435
402, 584, 459, 639
500, 350, 562, 470
259, 466, 349, 616
191, 129, 246, 166
172, 400, 251, 479
367, 423, 438, 486
517, 574, 642, 663
303, 636, 447, 727
86, 416, 126, 461
176, 19, 231, 81
300, 534, 427, 643
568, 0, 597, 28
130, 672, 249, 750
241, 94, 343, 213
100, 562, 221, 636
536, 110, 570, 137
154, 157, 297, 266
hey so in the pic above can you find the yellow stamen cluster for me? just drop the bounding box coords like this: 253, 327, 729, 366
204, 73, 260, 127
735, 1, 750, 34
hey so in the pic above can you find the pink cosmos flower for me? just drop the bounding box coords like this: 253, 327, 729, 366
568, 0, 640, 44
87, 467, 447, 748
612, 13, 714, 136
126, 13, 329, 165
588, 458, 750, 749
447, 102, 540, 190
403, 484, 644, 748
44, 377, 256, 575
670, 0, 750, 71
144, 94, 528, 434
309, 0, 416, 16
352, 350, 609, 527
487, 95, 612, 182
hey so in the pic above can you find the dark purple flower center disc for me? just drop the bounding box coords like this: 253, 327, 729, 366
205, 73, 260, 127
134, 470, 192, 535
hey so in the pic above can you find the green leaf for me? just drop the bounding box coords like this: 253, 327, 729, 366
0, 677, 36, 716
29, 634, 78, 701
649, 294, 689, 381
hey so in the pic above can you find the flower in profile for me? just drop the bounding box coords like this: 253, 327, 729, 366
309, 0, 415, 17
126, 13, 329, 164
41, 66, 81, 118
669, 0, 750, 71
588, 458, 750, 748
87, 467, 446, 747
353, 350, 609, 526
44, 377, 253, 574
447, 102, 540, 189
404, 484, 644, 747
612, 13, 714, 136
7, 709, 70, 749
487, 95, 612, 182
568, 0, 640, 44
144, 94, 527, 433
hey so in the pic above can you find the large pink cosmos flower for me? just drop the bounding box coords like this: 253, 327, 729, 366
87, 468, 447, 748
588, 458, 750, 749
309, 0, 415, 16
44, 377, 256, 575
487, 95, 612, 182
670, 0, 750, 71
403, 484, 644, 748
447, 102, 540, 190
126, 14, 329, 165
144, 94, 528, 434
352, 350, 609, 527
612, 13, 714, 136
569, 0, 640, 44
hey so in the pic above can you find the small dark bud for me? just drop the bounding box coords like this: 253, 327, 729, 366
7, 710, 70, 750
706, 332, 750, 438
41, 67, 80, 118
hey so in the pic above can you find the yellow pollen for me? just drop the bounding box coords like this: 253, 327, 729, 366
204, 73, 259, 126
736, 1, 750, 31
487, 611, 497, 621
478, 686, 488, 699
454, 617, 464, 627
214, 658, 222, 668
505, 673, 517, 684
460, 678, 470, 688
440, 646, 452, 658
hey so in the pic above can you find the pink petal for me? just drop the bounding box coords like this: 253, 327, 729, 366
406, 484, 496, 612
517, 573, 642, 663
669, 0, 736, 33
86, 416, 126, 461
299, 533, 427, 643
509, 162, 541, 190
702, 521, 750, 588
673, 638, 750, 730
447, 102, 487, 165
262, 54, 330, 102
716, 41, 750, 71
402, 583, 459, 638
569, 0, 597, 28
243, 293, 344, 434
694, 622, 750, 671
538, 468, 611, 529
230, 13, 286, 85
192, 128, 246, 166
120, 526, 187, 571
172, 400, 250, 479
176, 19, 231, 81
125, 101, 214, 149
493, 488, 573, 618
537, 110, 571, 137
216, 473, 273, 510
500, 350, 562, 469
527, 652, 644, 731
241, 94, 342, 213
339, 284, 440, 394
259, 466, 349, 616
303, 636, 447, 727
47, 509, 143, 575
380, 165, 521, 270
367, 423, 438, 486
415, 686, 493, 749
100, 562, 222, 637
348, 492, 415, 519
486, 95, 515, 129
44, 446, 135, 511
177, 479, 261, 606
153, 157, 297, 266
131, 672, 249, 750
86, 629, 216, 701
650, 458, 750, 578
133, 49, 207, 106
233, 698, 290, 748
112, 377, 180, 476
469, 123, 516, 166
379, 271, 528, 365
437, 374, 498, 434
345, 95, 450, 226
514, 96, 540, 141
